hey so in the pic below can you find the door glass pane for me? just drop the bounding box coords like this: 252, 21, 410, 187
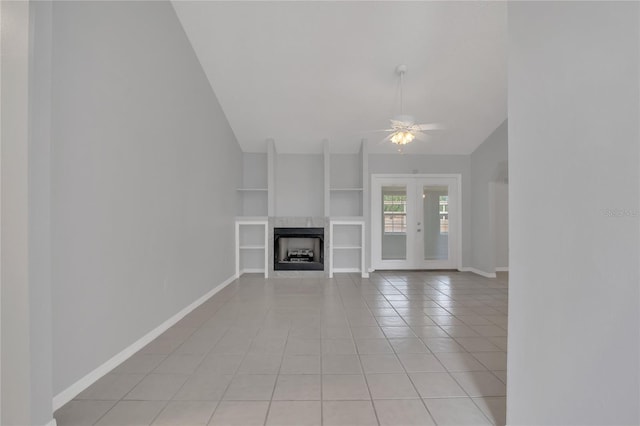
423, 186, 448, 260
382, 186, 407, 260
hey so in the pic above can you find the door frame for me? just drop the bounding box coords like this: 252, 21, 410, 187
371, 174, 462, 271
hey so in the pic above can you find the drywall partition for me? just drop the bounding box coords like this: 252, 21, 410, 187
469, 120, 508, 275
51, 0, 242, 399
368, 154, 471, 268
1, 1, 33, 424
508, 2, 639, 425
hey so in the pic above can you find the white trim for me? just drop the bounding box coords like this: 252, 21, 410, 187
496, 267, 509, 272
332, 268, 361, 273
52, 273, 237, 411
239, 268, 265, 275
459, 267, 497, 278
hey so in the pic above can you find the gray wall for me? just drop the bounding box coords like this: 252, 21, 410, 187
493, 182, 508, 268
470, 120, 508, 274
368, 154, 471, 267
508, 2, 639, 424
275, 154, 324, 217
51, 0, 242, 397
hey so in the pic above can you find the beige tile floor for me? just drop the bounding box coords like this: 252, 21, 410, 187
55, 271, 508, 426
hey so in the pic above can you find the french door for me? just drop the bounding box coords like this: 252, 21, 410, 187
371, 175, 460, 270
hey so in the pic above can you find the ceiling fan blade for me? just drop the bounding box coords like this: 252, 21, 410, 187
416, 123, 444, 131
361, 128, 395, 134
377, 134, 393, 144
413, 131, 428, 141
390, 119, 413, 128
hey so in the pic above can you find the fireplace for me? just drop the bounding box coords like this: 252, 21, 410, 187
274, 227, 324, 271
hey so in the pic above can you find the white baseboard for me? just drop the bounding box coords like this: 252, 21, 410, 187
459, 267, 497, 278
239, 268, 265, 275
333, 268, 361, 273
52, 273, 236, 411
496, 267, 509, 272
361, 272, 369, 278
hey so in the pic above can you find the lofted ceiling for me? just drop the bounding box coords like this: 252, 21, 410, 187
172, 1, 506, 154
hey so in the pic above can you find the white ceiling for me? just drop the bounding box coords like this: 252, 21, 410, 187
172, 1, 507, 154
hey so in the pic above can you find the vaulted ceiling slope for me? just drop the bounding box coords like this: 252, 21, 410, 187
172, 1, 506, 154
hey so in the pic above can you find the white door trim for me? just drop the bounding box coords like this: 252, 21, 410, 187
371, 174, 462, 271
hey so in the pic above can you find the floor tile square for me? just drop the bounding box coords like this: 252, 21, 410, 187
77, 373, 145, 400
222, 375, 277, 400
366, 373, 418, 399
280, 355, 321, 374
349, 326, 386, 339
173, 374, 232, 401
360, 354, 404, 373
285, 338, 321, 355
208, 401, 269, 426
152, 400, 217, 426
409, 372, 467, 398
451, 371, 506, 397
397, 353, 446, 372
471, 351, 507, 371
423, 337, 466, 353
197, 354, 243, 375
388, 338, 430, 353
114, 354, 167, 374
355, 338, 394, 354
435, 352, 488, 372
273, 374, 321, 400
455, 337, 502, 352
322, 339, 357, 354
424, 397, 492, 425
154, 354, 205, 374
124, 374, 189, 400
237, 353, 282, 374
322, 400, 378, 426
94, 401, 166, 426
322, 374, 370, 400
322, 355, 363, 374
473, 396, 507, 426
373, 399, 435, 425
266, 401, 321, 426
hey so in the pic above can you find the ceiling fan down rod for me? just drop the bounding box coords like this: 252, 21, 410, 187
396, 64, 407, 117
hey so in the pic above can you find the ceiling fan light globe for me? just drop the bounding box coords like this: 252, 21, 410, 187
391, 131, 415, 145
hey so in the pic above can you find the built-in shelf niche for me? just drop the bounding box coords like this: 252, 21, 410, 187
238, 153, 268, 216
235, 219, 268, 277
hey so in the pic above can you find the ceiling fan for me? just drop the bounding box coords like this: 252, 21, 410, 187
379, 65, 442, 147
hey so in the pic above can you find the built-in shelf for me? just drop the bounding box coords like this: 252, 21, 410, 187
235, 219, 268, 278
329, 219, 366, 278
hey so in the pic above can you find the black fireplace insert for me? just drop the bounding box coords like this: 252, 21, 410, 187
274, 227, 324, 271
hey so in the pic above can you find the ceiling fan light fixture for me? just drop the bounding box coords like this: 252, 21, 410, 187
390, 131, 415, 145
